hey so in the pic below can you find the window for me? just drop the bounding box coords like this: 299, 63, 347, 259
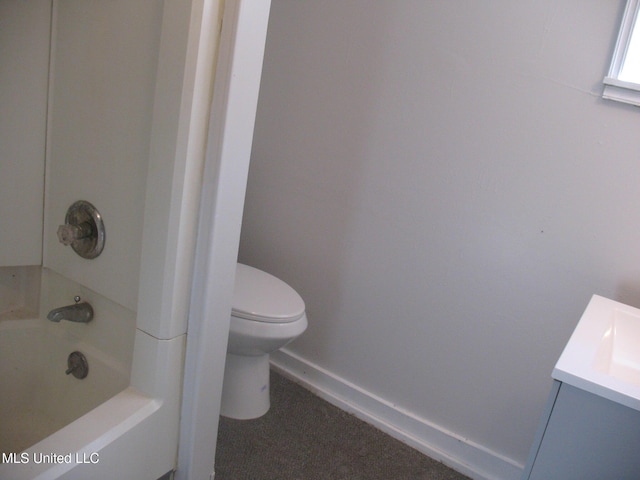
603, 0, 640, 106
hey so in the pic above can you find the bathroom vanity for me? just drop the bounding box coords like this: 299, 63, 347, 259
522, 295, 640, 480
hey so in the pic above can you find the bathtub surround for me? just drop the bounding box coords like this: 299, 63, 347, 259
0, 0, 260, 478
0, 2, 49, 266
239, 1, 640, 479
43, 0, 162, 312
0, 1, 184, 477
0, 267, 40, 320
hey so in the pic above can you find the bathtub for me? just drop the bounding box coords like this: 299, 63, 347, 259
0, 294, 139, 480
0, 318, 130, 455
0, 268, 184, 480
0, 319, 184, 480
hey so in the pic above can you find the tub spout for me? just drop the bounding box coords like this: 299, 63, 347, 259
47, 301, 94, 323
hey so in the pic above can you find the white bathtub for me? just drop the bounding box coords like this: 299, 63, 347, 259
0, 311, 144, 480
0, 267, 184, 480
0, 320, 183, 480
0, 318, 130, 455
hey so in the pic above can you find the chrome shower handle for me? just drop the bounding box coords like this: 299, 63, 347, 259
56, 200, 105, 259
57, 222, 93, 246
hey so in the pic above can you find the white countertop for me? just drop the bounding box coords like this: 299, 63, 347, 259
553, 294, 640, 412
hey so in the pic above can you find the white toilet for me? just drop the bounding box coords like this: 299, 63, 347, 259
220, 263, 308, 419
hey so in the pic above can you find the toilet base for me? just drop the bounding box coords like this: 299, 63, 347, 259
220, 353, 270, 420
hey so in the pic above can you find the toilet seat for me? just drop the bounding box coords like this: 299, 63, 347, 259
232, 263, 305, 323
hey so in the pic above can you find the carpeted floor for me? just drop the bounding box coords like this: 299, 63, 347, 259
215, 371, 471, 480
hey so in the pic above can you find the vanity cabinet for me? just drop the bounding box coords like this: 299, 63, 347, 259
522, 380, 640, 479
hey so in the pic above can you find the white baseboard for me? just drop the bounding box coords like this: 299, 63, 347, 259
270, 348, 523, 480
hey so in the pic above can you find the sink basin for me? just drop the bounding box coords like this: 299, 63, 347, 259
553, 295, 640, 411
593, 308, 640, 385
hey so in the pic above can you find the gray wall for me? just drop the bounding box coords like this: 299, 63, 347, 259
239, 0, 640, 467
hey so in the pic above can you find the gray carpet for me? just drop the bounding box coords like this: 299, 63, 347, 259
215, 371, 471, 480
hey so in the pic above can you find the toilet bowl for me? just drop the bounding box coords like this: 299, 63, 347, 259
220, 263, 307, 419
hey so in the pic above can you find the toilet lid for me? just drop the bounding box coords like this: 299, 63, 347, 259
232, 263, 306, 323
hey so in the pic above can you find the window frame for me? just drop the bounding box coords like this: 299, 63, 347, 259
603, 0, 640, 106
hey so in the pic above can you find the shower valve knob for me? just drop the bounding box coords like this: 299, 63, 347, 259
57, 201, 105, 259
57, 223, 92, 246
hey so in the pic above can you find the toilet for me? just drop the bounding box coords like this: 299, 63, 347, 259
220, 263, 308, 419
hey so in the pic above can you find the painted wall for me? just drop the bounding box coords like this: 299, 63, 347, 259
239, 0, 640, 470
